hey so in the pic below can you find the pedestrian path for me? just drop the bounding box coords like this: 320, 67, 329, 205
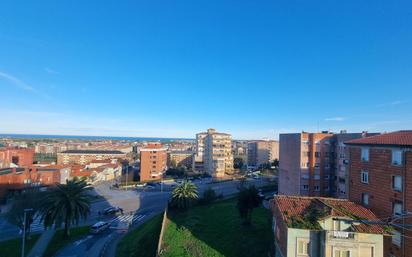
27, 229, 55, 257
108, 214, 145, 225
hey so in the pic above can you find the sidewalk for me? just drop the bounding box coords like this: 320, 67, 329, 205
27, 229, 55, 257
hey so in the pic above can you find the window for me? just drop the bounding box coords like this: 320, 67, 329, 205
302, 185, 309, 190
314, 185, 320, 191
297, 239, 309, 256
392, 149, 402, 165
324, 175, 330, 180
392, 230, 401, 247
361, 148, 369, 162
392, 176, 402, 192
314, 175, 320, 180
362, 193, 369, 206
334, 250, 351, 257
315, 163, 320, 168
333, 220, 341, 231
393, 202, 403, 216
361, 170, 369, 184
315, 152, 321, 158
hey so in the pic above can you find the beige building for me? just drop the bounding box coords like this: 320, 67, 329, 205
247, 140, 279, 168
57, 150, 126, 165
168, 151, 193, 169
193, 128, 233, 177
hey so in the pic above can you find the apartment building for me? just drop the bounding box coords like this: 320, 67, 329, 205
57, 150, 126, 165
270, 195, 386, 257
247, 140, 279, 169
139, 143, 167, 181
346, 131, 412, 257
193, 132, 207, 172
279, 131, 376, 197
193, 129, 233, 177
279, 132, 334, 196
168, 151, 193, 169
332, 132, 380, 198
0, 147, 35, 168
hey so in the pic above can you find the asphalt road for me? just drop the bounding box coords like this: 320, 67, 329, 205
0, 177, 274, 257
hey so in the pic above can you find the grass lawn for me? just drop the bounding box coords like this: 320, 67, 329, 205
43, 226, 90, 257
0, 233, 41, 257
116, 214, 163, 257
161, 199, 273, 257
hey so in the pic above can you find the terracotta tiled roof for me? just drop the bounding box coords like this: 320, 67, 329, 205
345, 130, 412, 147
272, 195, 386, 234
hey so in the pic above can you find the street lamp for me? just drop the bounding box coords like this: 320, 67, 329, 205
21, 208, 33, 257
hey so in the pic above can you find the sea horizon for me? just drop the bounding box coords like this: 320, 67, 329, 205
0, 133, 193, 141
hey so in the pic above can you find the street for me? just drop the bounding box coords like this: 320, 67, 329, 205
0, 177, 274, 257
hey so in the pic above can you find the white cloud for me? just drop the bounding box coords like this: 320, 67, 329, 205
377, 100, 407, 107
44, 67, 60, 75
0, 71, 35, 91
325, 117, 345, 121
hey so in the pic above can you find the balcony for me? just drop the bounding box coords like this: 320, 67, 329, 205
327, 231, 356, 240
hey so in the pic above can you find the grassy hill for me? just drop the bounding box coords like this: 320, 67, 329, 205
161, 199, 273, 257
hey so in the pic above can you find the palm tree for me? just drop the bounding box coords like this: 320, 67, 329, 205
171, 180, 198, 209
40, 178, 92, 238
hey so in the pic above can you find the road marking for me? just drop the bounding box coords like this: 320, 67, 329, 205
108, 214, 146, 225
74, 235, 93, 246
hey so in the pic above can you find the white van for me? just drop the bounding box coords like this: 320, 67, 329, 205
90, 221, 110, 234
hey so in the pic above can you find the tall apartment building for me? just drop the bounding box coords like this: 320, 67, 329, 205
139, 143, 167, 181
332, 132, 379, 198
346, 131, 412, 257
193, 129, 233, 177
247, 140, 279, 168
279, 132, 334, 196
279, 131, 375, 197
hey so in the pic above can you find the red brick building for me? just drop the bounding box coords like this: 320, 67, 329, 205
0, 147, 34, 168
140, 143, 167, 181
346, 131, 412, 257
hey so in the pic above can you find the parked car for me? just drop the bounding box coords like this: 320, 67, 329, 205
103, 207, 122, 215
90, 221, 110, 234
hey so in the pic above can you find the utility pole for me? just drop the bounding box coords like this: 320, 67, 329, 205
125, 165, 129, 191
21, 208, 33, 257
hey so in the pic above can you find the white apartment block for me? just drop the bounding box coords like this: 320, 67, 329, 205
193, 128, 233, 177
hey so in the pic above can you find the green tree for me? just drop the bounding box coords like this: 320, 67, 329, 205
7, 188, 44, 237
272, 159, 279, 168
200, 187, 217, 204
39, 178, 92, 238
171, 180, 198, 210
233, 157, 244, 169
237, 185, 261, 225
170, 160, 177, 169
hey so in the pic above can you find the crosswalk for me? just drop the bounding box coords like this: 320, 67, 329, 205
109, 214, 146, 225
20, 213, 146, 234
29, 215, 45, 233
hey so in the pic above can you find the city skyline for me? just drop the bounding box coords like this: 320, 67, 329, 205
1, 1, 412, 139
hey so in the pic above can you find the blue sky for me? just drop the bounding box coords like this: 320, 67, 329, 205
0, 1, 411, 139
